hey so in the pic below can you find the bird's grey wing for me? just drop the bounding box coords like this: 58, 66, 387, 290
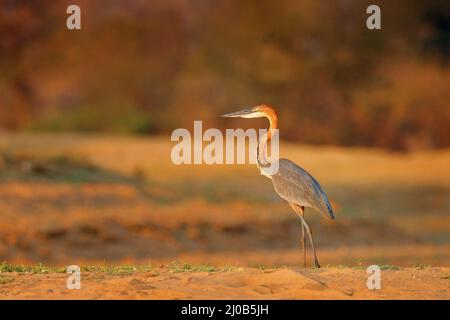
271, 159, 335, 220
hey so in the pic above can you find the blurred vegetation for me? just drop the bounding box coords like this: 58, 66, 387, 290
0, 152, 120, 183
0, 0, 449, 150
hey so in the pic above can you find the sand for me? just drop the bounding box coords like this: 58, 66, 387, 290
0, 267, 448, 300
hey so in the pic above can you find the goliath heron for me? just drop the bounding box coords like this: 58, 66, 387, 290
222, 104, 335, 268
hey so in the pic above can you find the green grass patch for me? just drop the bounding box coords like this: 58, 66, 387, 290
0, 262, 241, 275
166, 262, 241, 273
379, 265, 401, 270
320, 264, 402, 270
0, 262, 65, 274
0, 262, 153, 274
81, 264, 154, 274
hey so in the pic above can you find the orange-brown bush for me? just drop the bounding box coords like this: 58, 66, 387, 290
0, 0, 449, 150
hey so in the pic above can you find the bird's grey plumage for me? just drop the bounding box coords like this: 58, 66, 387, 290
222, 104, 335, 268
271, 159, 335, 220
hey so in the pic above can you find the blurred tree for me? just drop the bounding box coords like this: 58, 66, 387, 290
0, 0, 59, 128
0, 0, 449, 149
420, 0, 450, 63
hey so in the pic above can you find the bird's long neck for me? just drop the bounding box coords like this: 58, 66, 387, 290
257, 111, 278, 169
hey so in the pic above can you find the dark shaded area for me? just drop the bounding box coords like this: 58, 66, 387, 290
0, 152, 136, 183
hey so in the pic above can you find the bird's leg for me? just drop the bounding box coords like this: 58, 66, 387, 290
299, 215, 321, 268
301, 221, 306, 268
289, 203, 308, 268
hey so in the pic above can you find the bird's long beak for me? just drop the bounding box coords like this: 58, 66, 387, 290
221, 107, 257, 118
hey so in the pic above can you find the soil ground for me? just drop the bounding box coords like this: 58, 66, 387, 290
0, 266, 448, 299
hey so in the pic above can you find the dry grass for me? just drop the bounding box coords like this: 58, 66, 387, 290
0, 133, 449, 267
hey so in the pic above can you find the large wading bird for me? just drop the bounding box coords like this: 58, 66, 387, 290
222, 105, 335, 268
